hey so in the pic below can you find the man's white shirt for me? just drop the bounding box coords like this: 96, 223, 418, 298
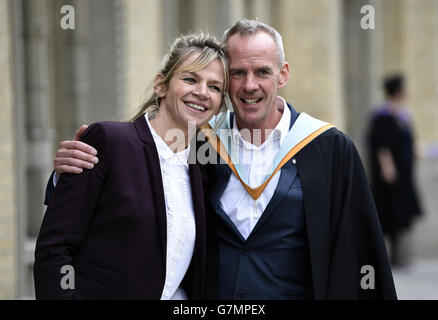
219, 97, 291, 240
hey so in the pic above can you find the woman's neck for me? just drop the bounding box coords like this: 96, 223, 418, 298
149, 110, 192, 153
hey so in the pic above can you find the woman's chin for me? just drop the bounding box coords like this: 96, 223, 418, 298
183, 114, 211, 128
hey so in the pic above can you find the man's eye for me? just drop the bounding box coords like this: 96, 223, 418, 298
258, 69, 269, 75
231, 71, 243, 77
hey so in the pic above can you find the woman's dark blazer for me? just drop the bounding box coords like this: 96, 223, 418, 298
34, 115, 206, 299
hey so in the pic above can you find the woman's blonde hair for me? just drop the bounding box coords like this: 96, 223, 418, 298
130, 32, 229, 121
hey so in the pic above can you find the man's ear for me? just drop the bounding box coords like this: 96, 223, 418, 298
154, 73, 166, 98
278, 62, 290, 89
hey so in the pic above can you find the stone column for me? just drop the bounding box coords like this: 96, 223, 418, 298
378, 0, 438, 146
22, 0, 55, 239
192, 0, 240, 38
86, 0, 123, 122
71, 0, 91, 125
342, 0, 381, 158
162, 0, 181, 52
52, 0, 77, 143
0, 0, 18, 299
381, 0, 403, 75
273, 0, 346, 129
249, 0, 272, 24
401, 0, 438, 145
122, 0, 162, 119
226, 0, 246, 29
20, 0, 56, 298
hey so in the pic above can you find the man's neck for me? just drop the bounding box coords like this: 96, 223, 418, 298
235, 97, 284, 147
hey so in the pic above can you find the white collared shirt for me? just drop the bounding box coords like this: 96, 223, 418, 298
145, 114, 196, 300
219, 97, 291, 240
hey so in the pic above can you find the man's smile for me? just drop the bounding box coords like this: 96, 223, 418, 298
240, 97, 263, 105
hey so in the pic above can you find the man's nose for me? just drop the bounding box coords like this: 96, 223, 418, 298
242, 75, 258, 92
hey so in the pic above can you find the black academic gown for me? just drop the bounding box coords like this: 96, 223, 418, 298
367, 110, 423, 236
201, 114, 397, 300
295, 127, 396, 299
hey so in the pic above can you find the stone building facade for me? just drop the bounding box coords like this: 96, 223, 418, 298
1, 0, 438, 299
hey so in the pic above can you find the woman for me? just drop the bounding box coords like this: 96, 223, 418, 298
34, 33, 229, 299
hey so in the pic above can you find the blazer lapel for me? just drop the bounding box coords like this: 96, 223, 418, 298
188, 163, 206, 297
134, 116, 167, 269
207, 163, 248, 241
209, 163, 232, 214
248, 160, 298, 238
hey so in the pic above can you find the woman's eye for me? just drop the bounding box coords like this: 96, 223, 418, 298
210, 85, 221, 93
183, 78, 196, 83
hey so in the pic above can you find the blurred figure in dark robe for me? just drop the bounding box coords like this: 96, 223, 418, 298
367, 74, 423, 267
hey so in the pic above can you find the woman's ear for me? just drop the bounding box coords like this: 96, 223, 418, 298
154, 73, 166, 98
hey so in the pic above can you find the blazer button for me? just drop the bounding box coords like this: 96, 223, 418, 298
242, 247, 249, 256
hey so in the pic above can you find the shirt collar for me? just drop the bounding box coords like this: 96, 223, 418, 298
145, 113, 190, 163
231, 96, 291, 149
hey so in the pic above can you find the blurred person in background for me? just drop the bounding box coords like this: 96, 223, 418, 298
34, 33, 228, 299
367, 74, 423, 267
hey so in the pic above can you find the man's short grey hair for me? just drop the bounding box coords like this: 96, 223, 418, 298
222, 19, 285, 68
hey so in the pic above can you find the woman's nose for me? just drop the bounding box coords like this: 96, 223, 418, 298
193, 84, 209, 98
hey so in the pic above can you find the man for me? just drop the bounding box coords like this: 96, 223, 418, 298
44, 19, 396, 299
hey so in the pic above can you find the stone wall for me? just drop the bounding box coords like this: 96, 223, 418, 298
0, 0, 17, 299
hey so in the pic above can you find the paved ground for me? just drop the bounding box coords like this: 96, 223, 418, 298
389, 158, 438, 300
392, 259, 438, 299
